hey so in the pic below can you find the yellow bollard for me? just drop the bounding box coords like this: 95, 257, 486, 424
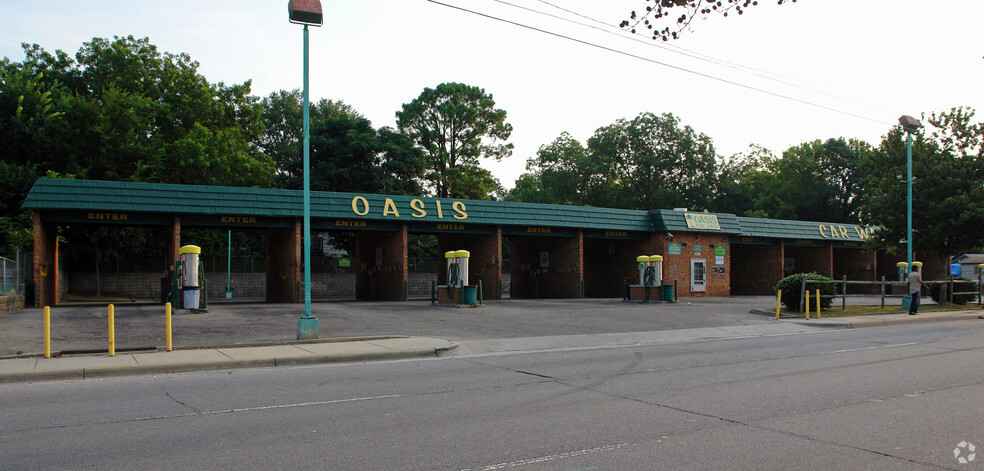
108, 304, 115, 357
816, 289, 821, 318
165, 302, 172, 352
805, 290, 811, 320
775, 290, 782, 320
43, 306, 51, 359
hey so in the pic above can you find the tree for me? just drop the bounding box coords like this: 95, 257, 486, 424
396, 82, 513, 199
763, 138, 867, 222
711, 138, 870, 222
277, 115, 424, 196
587, 112, 718, 210
0, 36, 275, 268
620, 0, 797, 41
860, 107, 984, 276
507, 132, 590, 205
509, 113, 718, 211
711, 144, 773, 217
258, 89, 362, 188
2, 36, 273, 187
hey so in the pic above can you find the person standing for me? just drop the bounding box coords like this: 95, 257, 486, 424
907, 264, 929, 315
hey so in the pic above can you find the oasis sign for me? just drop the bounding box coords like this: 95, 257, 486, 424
350, 196, 467, 220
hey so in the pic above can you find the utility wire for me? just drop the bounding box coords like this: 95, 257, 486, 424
528, 0, 896, 116
428, 0, 893, 126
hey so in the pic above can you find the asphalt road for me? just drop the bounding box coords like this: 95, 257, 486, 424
3, 320, 982, 470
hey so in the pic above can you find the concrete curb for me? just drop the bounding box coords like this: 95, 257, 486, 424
777, 310, 984, 329
0, 337, 459, 383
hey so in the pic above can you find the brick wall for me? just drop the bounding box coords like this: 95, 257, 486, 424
833, 248, 877, 293
661, 232, 731, 297
784, 244, 832, 277
731, 241, 783, 295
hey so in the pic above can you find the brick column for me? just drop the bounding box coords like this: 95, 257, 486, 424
32, 211, 57, 306
166, 215, 181, 271
436, 227, 503, 300
550, 230, 583, 298
355, 225, 408, 301
265, 219, 300, 303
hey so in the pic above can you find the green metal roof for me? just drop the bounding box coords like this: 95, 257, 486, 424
23, 178, 654, 232
736, 216, 873, 242
24, 178, 304, 217
23, 179, 875, 242
649, 209, 742, 234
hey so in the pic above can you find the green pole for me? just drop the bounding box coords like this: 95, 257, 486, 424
226, 230, 233, 298
906, 130, 913, 271
297, 23, 318, 339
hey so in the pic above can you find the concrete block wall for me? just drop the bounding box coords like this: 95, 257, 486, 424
67, 272, 163, 298
0, 295, 24, 316
64, 271, 445, 300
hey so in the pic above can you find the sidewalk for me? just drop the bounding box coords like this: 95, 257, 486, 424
0, 336, 457, 384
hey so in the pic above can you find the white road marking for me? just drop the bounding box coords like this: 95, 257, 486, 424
458, 443, 631, 471
833, 342, 919, 354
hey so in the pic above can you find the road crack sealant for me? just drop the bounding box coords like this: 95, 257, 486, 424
161, 384, 200, 413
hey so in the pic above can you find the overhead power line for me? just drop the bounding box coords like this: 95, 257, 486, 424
519, 0, 898, 118
427, 0, 893, 126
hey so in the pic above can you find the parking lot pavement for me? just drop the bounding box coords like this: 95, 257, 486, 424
0, 296, 782, 357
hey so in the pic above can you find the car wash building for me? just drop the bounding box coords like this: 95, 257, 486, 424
24, 178, 906, 307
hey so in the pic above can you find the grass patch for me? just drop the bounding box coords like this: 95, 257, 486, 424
777, 302, 975, 318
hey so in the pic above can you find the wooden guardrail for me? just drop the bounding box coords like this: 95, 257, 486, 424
800, 276, 982, 312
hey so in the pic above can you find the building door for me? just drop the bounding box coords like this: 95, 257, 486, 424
691, 258, 706, 293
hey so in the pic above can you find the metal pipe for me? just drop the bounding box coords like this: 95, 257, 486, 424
43, 306, 50, 358
227, 230, 232, 296
165, 302, 172, 351
108, 304, 115, 356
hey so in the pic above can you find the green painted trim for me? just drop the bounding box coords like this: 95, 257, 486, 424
42, 210, 171, 226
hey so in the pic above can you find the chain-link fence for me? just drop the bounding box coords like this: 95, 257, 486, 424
1, 253, 25, 296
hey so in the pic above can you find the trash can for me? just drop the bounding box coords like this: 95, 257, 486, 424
461, 285, 478, 305
661, 284, 674, 302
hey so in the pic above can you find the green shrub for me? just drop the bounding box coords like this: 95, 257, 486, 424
775, 273, 836, 310
929, 277, 978, 305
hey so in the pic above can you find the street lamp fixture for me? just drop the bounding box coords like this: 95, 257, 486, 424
899, 114, 922, 273
290, 0, 323, 340
899, 115, 921, 134
289, 0, 323, 25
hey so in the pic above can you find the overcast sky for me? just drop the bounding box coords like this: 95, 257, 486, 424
2, 0, 981, 189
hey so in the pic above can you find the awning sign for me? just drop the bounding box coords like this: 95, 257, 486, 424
685, 213, 720, 230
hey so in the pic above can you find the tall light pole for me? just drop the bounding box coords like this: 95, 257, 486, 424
290, 0, 323, 340
899, 115, 922, 271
